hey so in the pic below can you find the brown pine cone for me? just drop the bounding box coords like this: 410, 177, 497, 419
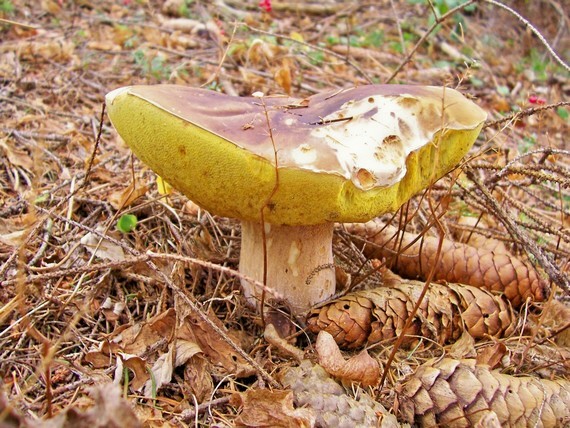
346, 221, 549, 307
399, 358, 570, 427
306, 279, 515, 349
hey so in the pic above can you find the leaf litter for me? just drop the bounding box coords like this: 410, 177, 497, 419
0, 0, 569, 426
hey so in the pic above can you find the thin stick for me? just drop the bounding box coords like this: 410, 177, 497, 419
483, 0, 569, 73
385, 0, 478, 83
240, 23, 374, 84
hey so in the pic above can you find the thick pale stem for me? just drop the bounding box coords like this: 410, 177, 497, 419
239, 221, 336, 315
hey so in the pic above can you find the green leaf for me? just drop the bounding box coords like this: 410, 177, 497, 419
117, 214, 138, 233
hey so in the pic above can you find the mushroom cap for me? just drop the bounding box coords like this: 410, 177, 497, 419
106, 84, 486, 225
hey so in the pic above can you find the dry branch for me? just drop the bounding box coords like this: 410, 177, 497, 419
346, 222, 548, 307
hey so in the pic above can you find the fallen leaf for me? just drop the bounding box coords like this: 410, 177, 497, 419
274, 59, 292, 95
316, 331, 379, 387
83, 310, 176, 371
264, 323, 304, 362
476, 342, 508, 369
119, 352, 149, 391
179, 311, 255, 378
108, 182, 150, 210
184, 355, 214, 402
0, 140, 33, 169
120, 308, 176, 356
48, 384, 142, 428
143, 339, 202, 396
80, 228, 125, 262
232, 389, 314, 428
448, 331, 476, 359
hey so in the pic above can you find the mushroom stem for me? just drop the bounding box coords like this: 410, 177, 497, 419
239, 221, 336, 315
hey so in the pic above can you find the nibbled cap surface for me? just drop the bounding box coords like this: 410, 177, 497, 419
106, 84, 486, 225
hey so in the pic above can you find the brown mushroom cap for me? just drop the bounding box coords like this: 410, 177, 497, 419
106, 84, 486, 225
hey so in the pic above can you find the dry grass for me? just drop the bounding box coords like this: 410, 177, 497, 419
0, 0, 568, 426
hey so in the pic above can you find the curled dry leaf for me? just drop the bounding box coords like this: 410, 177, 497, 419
179, 311, 255, 378
83, 308, 176, 368
307, 278, 515, 349
80, 227, 126, 262
399, 358, 570, 428
143, 340, 202, 396
315, 331, 380, 387
183, 354, 214, 403
108, 181, 150, 210
49, 384, 141, 428
346, 221, 549, 307
448, 331, 476, 360
232, 389, 315, 428
116, 353, 149, 391
476, 342, 509, 369
264, 323, 305, 362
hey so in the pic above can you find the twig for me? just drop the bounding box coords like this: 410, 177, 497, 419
147, 252, 280, 388
239, 23, 374, 84
385, 0, 478, 83
482, 0, 570, 73
465, 171, 570, 295
483, 101, 570, 130
179, 396, 231, 422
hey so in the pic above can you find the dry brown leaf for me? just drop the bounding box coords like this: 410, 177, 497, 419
80, 228, 126, 262
0, 140, 33, 169
448, 331, 477, 359
143, 339, 202, 396
17, 37, 75, 62
264, 323, 304, 362
120, 308, 176, 355
47, 384, 141, 428
232, 389, 315, 428
119, 353, 149, 391
108, 182, 150, 210
476, 342, 508, 369
0, 215, 36, 247
83, 309, 176, 374
315, 331, 379, 387
179, 311, 255, 378
184, 355, 214, 403
274, 59, 292, 95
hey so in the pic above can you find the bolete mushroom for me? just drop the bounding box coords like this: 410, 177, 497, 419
105, 84, 486, 315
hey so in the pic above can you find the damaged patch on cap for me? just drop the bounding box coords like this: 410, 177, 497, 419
311, 93, 444, 190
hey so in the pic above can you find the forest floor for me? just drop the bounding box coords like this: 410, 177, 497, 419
0, 0, 569, 427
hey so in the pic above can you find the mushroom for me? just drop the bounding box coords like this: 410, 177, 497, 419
105, 85, 487, 315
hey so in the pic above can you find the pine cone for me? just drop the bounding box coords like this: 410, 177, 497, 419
346, 222, 549, 307
306, 280, 515, 349
281, 360, 400, 428
399, 358, 570, 427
